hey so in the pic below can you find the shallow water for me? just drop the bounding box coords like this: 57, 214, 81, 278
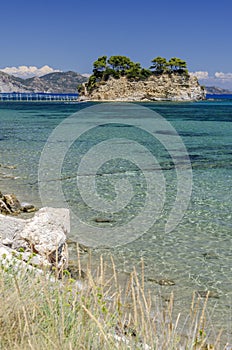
0, 100, 232, 341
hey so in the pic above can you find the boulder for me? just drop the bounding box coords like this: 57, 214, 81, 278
0, 207, 69, 271
0, 191, 36, 215
0, 214, 26, 242
21, 202, 36, 213
3, 193, 22, 213
0, 243, 56, 281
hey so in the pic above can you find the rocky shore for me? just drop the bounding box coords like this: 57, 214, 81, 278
0, 191, 69, 278
0, 194, 226, 350
79, 74, 205, 102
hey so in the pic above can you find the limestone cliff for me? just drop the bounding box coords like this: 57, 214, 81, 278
79, 73, 205, 102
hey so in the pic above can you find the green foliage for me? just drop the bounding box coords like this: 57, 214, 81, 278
150, 56, 168, 73
107, 55, 134, 74
77, 84, 84, 93
150, 56, 188, 75
85, 54, 189, 92
86, 75, 97, 91
93, 55, 107, 74
140, 68, 152, 79
167, 57, 188, 74
125, 62, 142, 80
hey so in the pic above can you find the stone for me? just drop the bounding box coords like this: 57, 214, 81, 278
20, 251, 51, 268
202, 252, 218, 259
0, 243, 57, 282
0, 198, 12, 214
67, 240, 90, 254
13, 207, 69, 269
67, 262, 86, 279
0, 192, 22, 215
0, 192, 36, 215
3, 193, 22, 213
94, 217, 114, 223
0, 214, 27, 241
1, 237, 13, 247
79, 74, 205, 102
196, 290, 219, 299
158, 279, 175, 286
146, 277, 158, 283
0, 207, 69, 270
21, 202, 36, 213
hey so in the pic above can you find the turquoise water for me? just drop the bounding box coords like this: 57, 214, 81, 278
0, 101, 232, 340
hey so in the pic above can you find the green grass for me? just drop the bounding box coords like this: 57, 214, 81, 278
0, 253, 223, 350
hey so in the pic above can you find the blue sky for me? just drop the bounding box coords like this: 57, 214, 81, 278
0, 0, 232, 88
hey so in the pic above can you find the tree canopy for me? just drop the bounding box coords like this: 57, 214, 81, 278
167, 57, 187, 73
85, 55, 189, 91
150, 56, 168, 73
150, 56, 188, 74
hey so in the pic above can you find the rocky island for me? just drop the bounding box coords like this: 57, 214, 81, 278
78, 55, 205, 102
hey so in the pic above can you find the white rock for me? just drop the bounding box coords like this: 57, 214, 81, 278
0, 215, 26, 241
17, 207, 69, 254
0, 207, 69, 269
0, 244, 55, 280
1, 237, 13, 246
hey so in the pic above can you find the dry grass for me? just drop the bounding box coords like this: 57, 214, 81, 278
0, 250, 224, 350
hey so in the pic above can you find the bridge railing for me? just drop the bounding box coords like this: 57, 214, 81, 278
0, 93, 78, 101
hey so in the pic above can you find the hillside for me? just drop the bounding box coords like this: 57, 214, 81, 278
0, 71, 30, 92
0, 71, 88, 93
205, 86, 232, 94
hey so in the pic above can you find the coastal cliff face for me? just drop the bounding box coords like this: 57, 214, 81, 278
80, 74, 205, 101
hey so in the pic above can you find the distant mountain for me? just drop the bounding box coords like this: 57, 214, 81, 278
0, 71, 30, 92
0, 71, 88, 93
206, 86, 232, 94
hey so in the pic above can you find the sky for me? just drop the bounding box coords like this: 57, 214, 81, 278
0, 0, 232, 88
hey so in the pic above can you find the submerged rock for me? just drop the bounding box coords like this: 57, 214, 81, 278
145, 277, 175, 286
158, 279, 175, 286
94, 217, 115, 223
21, 202, 36, 213
196, 290, 219, 299
67, 261, 86, 279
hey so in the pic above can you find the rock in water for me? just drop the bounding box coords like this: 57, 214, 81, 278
158, 279, 175, 286
0, 192, 36, 215
21, 202, 36, 213
3, 193, 22, 213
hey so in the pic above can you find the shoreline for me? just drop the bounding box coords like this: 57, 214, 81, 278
1, 99, 231, 345
78, 97, 205, 103
0, 187, 229, 346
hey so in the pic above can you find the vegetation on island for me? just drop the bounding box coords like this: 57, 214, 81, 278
78, 55, 189, 93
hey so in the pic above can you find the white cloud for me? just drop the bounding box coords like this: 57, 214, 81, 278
190, 71, 209, 79
189, 71, 232, 90
82, 73, 91, 77
0, 65, 62, 78
215, 72, 232, 80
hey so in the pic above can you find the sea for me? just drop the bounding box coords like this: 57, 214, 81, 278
0, 96, 232, 342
